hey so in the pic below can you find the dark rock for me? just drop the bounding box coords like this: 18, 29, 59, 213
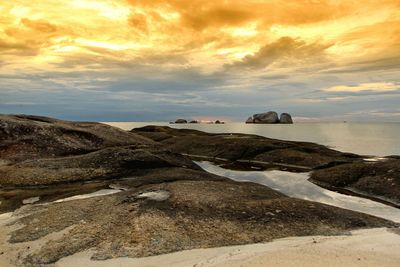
280, 113, 293, 124
245, 117, 253, 123
310, 159, 400, 206
215, 120, 224, 124
0, 114, 153, 162
0, 146, 201, 187
132, 126, 361, 170
174, 119, 187, 124
189, 120, 198, 123
253, 111, 279, 124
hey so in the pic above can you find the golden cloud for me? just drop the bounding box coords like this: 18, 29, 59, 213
0, 0, 399, 75
324, 82, 400, 93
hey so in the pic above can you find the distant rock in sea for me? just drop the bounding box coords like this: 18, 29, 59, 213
279, 113, 293, 124
246, 111, 293, 124
189, 120, 198, 124
215, 120, 224, 124
253, 111, 279, 123
174, 119, 187, 124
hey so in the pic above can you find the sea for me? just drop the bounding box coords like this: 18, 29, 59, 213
106, 122, 400, 157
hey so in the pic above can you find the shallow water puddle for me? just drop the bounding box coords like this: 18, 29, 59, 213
22, 196, 40, 204
137, 190, 170, 201
363, 157, 388, 162
196, 161, 400, 223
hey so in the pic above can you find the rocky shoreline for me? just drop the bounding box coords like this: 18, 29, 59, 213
0, 114, 399, 266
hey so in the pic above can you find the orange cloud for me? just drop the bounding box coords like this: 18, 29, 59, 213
0, 0, 399, 75
324, 82, 400, 93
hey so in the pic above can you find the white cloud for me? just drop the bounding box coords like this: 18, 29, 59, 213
323, 82, 400, 93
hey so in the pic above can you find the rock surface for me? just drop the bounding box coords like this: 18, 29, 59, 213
245, 117, 253, 123
8, 179, 395, 266
0, 146, 200, 187
0, 114, 153, 162
310, 158, 400, 207
132, 126, 361, 170
280, 113, 293, 124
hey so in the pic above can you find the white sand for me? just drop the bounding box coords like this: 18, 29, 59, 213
55, 228, 400, 267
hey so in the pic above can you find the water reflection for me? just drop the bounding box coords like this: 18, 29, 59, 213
196, 161, 400, 223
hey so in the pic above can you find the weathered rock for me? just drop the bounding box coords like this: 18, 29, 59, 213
132, 126, 361, 170
253, 111, 279, 124
0, 146, 201, 187
245, 117, 253, 123
0, 114, 153, 162
310, 158, 400, 206
280, 113, 293, 124
174, 119, 187, 124
189, 120, 198, 123
11, 179, 395, 266
215, 120, 224, 124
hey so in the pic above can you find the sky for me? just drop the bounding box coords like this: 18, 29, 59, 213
0, 0, 400, 122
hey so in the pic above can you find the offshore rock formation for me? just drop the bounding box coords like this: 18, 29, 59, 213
246, 111, 293, 124
174, 119, 187, 123
253, 111, 280, 123
280, 113, 293, 124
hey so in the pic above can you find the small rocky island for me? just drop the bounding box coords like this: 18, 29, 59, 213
246, 111, 293, 124
0, 114, 398, 266
172, 119, 224, 124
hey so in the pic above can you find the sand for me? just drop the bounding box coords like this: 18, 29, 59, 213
55, 228, 400, 267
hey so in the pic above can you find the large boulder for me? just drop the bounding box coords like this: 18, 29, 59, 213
174, 119, 187, 124
280, 113, 293, 124
0, 146, 201, 187
0, 114, 153, 162
310, 158, 400, 206
253, 111, 279, 124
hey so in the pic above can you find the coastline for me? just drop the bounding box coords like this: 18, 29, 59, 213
1, 115, 399, 266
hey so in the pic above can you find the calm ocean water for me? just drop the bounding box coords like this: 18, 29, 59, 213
106, 122, 400, 157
